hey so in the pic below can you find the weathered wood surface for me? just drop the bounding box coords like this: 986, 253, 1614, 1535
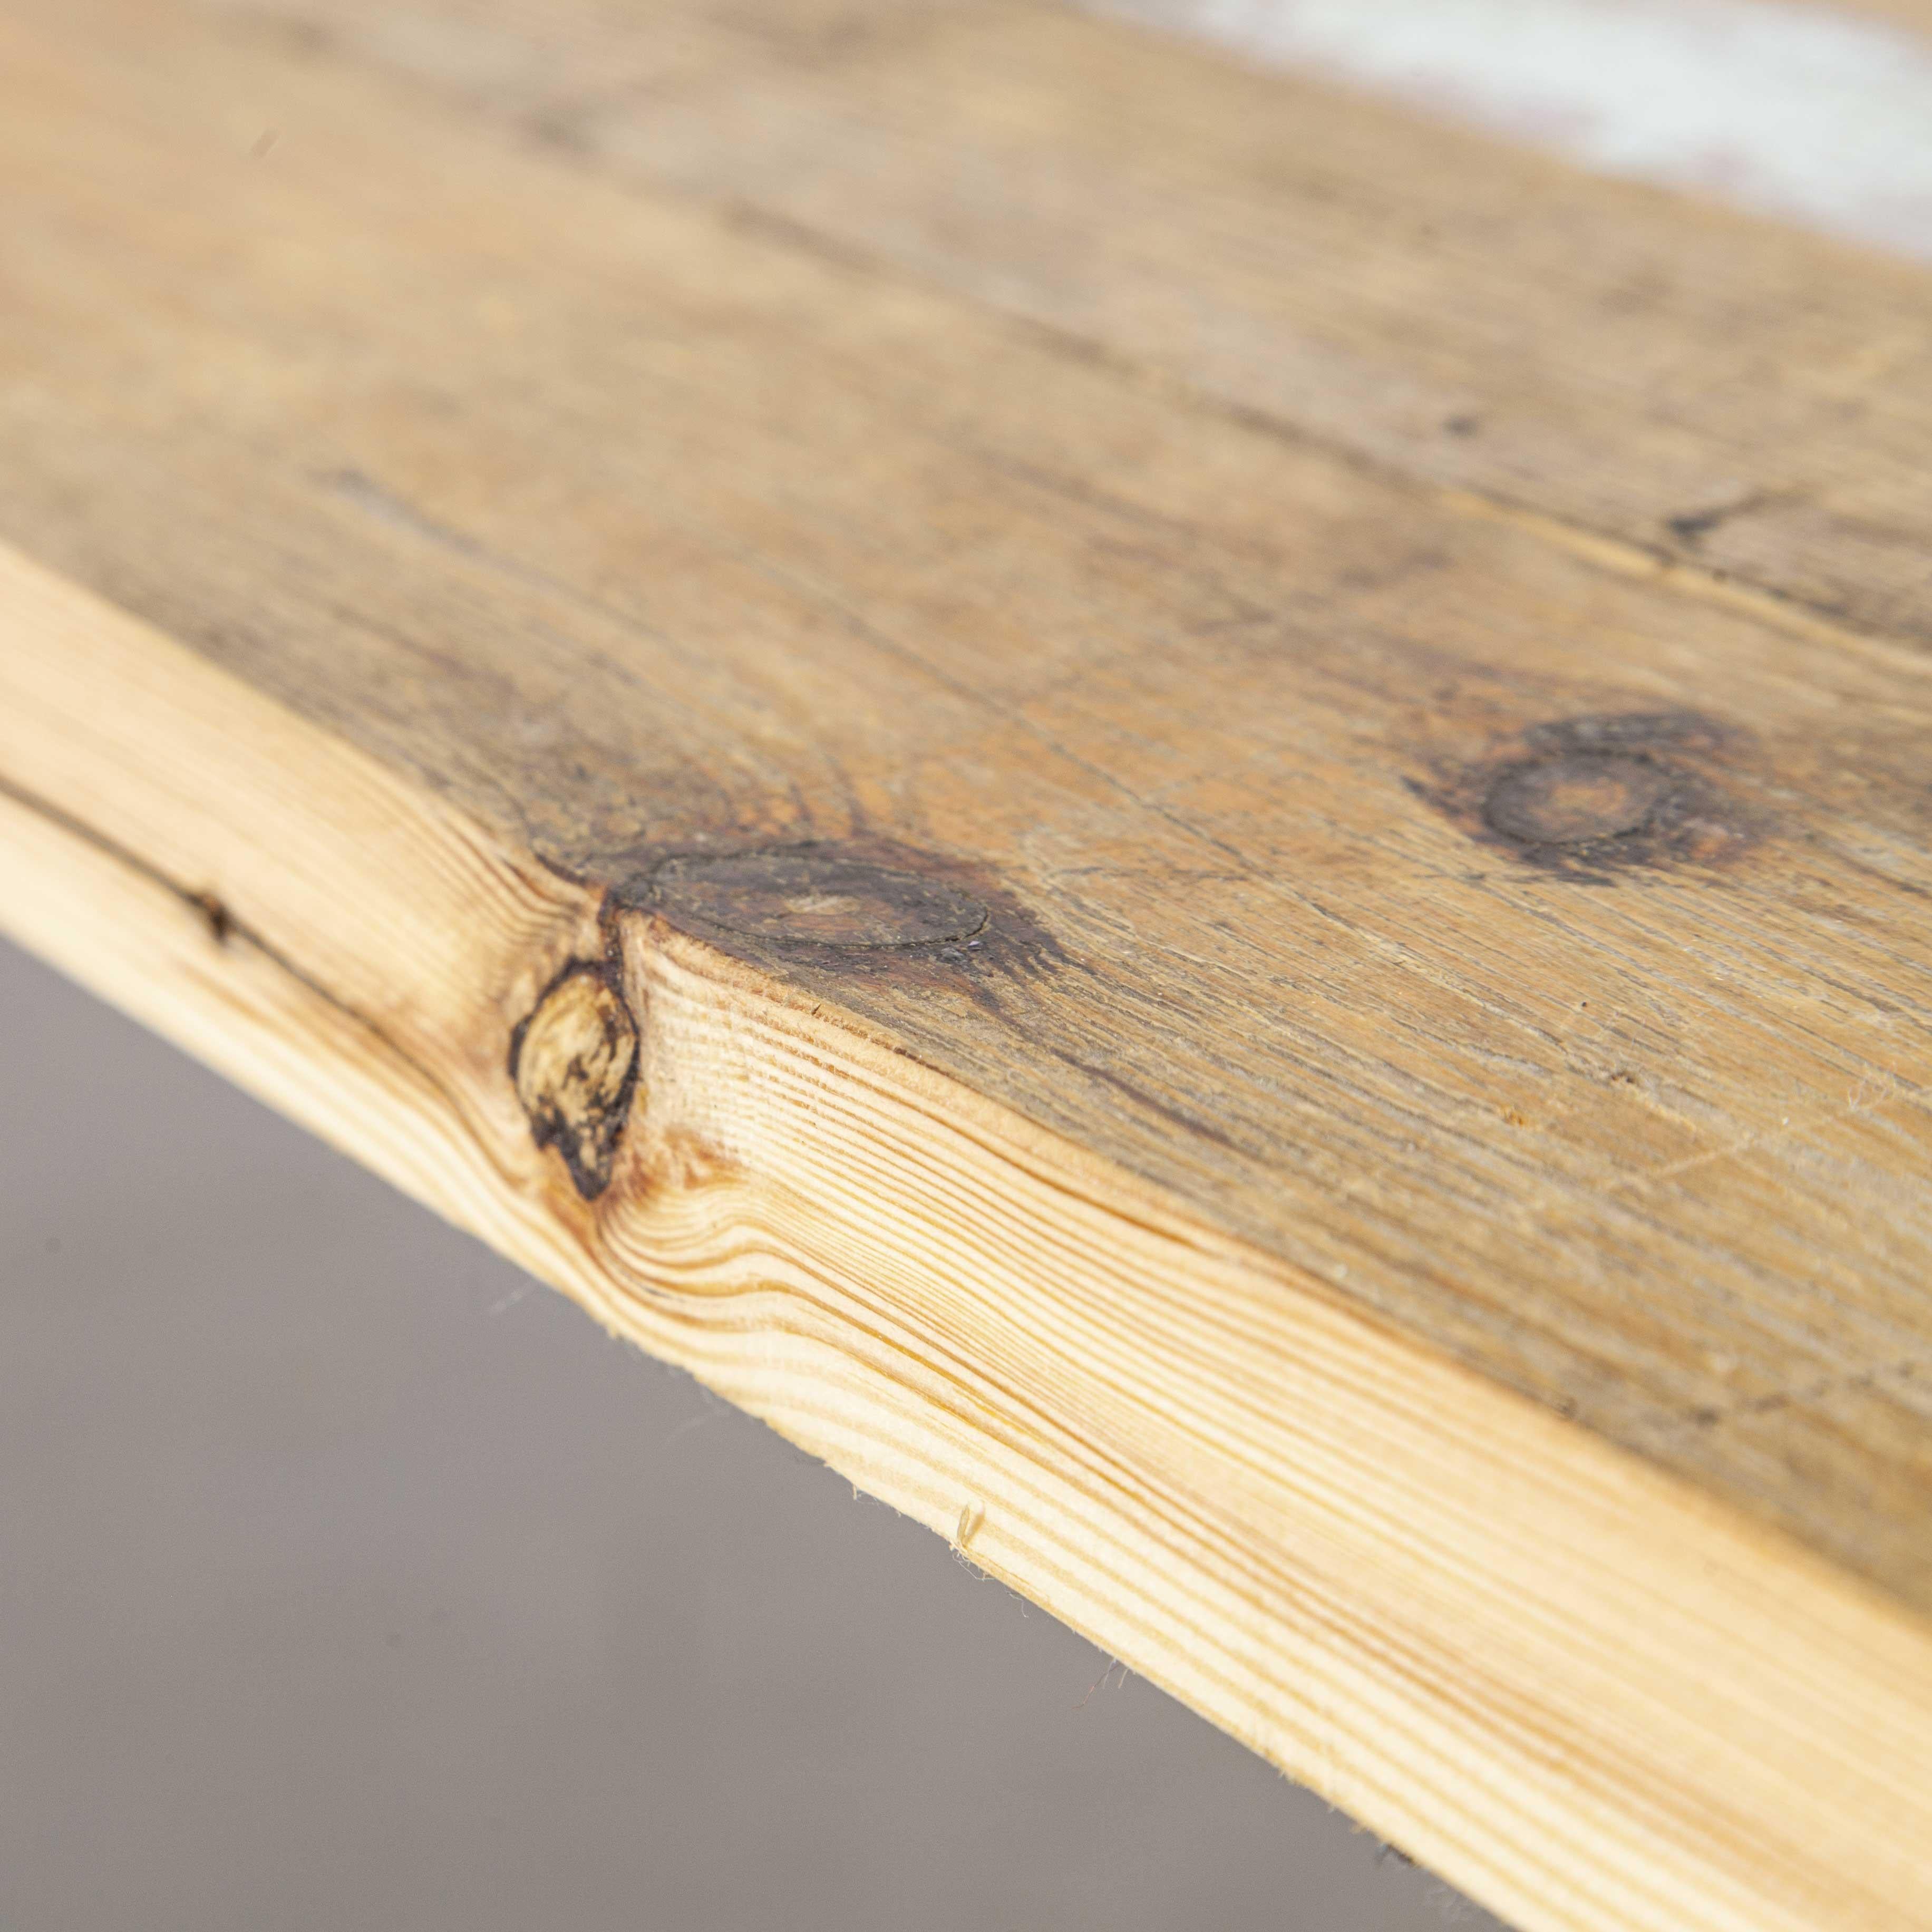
217, 0, 1932, 648
4, 2, 1932, 1927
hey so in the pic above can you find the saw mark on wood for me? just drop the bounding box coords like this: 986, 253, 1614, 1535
1601, 1083, 1924, 1203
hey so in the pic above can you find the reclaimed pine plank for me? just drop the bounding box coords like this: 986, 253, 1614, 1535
4, 3, 1932, 1926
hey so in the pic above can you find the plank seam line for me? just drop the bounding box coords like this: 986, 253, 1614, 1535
224, 2, 1932, 684
624, 187, 1932, 682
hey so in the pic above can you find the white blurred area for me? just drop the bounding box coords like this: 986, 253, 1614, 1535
1096, 0, 1932, 260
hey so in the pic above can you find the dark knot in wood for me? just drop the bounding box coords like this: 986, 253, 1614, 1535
1483, 753, 1678, 848
510, 965, 639, 1199
649, 849, 988, 950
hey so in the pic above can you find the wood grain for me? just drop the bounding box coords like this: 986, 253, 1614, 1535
4, 2, 1932, 1926
210, 0, 1932, 648
9, 536, 1932, 1932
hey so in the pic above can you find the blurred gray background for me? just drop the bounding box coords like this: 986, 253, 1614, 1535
0, 936, 1504, 1930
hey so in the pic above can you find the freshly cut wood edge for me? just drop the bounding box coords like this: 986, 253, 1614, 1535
5, 542, 1931, 1932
